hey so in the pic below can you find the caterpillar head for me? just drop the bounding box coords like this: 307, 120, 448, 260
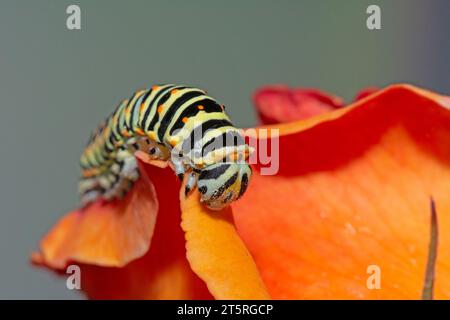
197, 162, 252, 211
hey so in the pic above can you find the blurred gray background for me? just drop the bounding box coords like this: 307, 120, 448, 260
0, 0, 449, 299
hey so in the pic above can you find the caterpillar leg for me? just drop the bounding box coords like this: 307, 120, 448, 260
121, 156, 139, 181
79, 177, 104, 205
148, 145, 169, 160
184, 171, 198, 196
171, 153, 187, 181
133, 137, 170, 161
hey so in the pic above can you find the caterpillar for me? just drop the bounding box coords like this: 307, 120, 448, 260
79, 84, 252, 210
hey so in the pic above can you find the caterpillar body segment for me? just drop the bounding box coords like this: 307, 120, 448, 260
79, 84, 252, 210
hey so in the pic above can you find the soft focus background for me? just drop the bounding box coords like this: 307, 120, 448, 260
0, 0, 449, 299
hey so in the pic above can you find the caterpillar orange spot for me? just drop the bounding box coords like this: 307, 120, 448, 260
135, 128, 145, 136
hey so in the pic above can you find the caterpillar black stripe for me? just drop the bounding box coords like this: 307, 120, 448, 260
79, 84, 252, 210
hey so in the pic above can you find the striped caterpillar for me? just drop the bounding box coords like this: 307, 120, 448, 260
79, 84, 252, 210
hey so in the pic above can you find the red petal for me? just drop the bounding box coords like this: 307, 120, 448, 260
354, 87, 379, 101
253, 85, 344, 125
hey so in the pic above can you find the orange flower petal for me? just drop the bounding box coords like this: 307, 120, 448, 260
234, 84, 450, 299
253, 85, 344, 125
180, 187, 270, 300
33, 168, 159, 269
